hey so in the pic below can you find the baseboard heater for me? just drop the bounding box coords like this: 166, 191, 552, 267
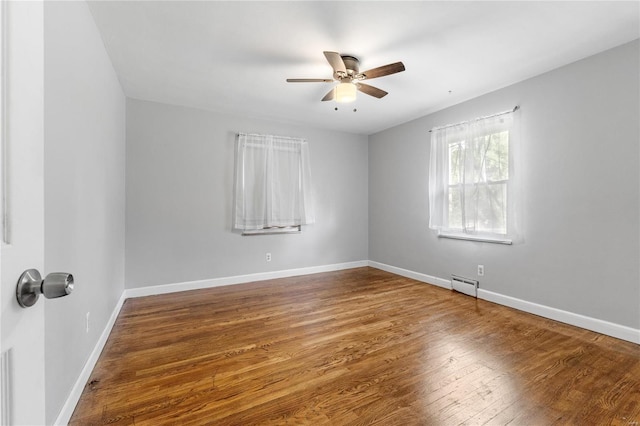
451, 275, 478, 298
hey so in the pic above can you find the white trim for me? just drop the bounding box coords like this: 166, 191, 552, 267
369, 261, 639, 345
1, 349, 12, 426
241, 225, 300, 236
0, 0, 8, 245
55, 260, 639, 424
368, 261, 452, 289
54, 292, 127, 426
55, 260, 368, 424
438, 232, 512, 245
124, 261, 369, 299
477, 289, 640, 345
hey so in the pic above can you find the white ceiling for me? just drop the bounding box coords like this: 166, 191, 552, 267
86, 1, 639, 135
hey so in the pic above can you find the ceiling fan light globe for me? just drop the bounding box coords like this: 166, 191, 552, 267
336, 82, 357, 103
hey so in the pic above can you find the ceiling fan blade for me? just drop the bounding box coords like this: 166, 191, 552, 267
323, 51, 347, 74
286, 78, 334, 83
361, 62, 405, 80
357, 83, 388, 99
321, 88, 335, 102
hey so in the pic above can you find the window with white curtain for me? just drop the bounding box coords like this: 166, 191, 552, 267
233, 133, 314, 234
428, 109, 518, 243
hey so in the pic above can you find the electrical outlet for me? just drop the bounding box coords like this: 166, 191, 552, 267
266, 252, 271, 262
85, 312, 90, 333
477, 265, 484, 276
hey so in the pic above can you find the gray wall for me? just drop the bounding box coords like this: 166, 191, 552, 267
39, 7, 637, 421
369, 40, 640, 329
125, 99, 369, 288
44, 2, 126, 423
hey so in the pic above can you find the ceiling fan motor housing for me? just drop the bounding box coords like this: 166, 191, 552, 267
336, 55, 361, 81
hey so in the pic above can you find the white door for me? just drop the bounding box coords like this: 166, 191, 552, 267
1, 1, 47, 425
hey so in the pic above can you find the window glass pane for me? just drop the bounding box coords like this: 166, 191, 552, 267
448, 186, 462, 229
448, 142, 463, 185
431, 111, 515, 240
483, 131, 509, 182
234, 134, 314, 230
470, 182, 507, 234
271, 147, 302, 221
470, 135, 487, 183
447, 132, 509, 234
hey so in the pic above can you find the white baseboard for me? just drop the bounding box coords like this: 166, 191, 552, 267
368, 261, 639, 345
55, 259, 639, 424
368, 261, 452, 289
54, 260, 368, 424
124, 260, 369, 299
477, 289, 640, 344
54, 292, 127, 426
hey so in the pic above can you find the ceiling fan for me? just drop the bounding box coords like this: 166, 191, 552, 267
286, 51, 405, 103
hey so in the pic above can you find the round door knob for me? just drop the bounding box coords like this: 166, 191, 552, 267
16, 269, 74, 308
42, 272, 74, 299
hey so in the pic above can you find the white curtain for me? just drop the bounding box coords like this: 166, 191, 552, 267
429, 111, 516, 237
234, 133, 315, 230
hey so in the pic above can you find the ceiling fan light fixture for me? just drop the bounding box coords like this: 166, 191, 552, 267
335, 82, 357, 103
286, 51, 405, 103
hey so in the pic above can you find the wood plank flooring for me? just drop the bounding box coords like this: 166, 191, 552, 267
70, 267, 640, 425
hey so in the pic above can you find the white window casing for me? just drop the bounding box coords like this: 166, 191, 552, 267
233, 133, 315, 233
429, 108, 519, 243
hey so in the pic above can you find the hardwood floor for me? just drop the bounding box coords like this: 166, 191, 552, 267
70, 267, 640, 425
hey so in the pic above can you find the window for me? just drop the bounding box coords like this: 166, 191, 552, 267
233, 133, 314, 234
428, 109, 518, 243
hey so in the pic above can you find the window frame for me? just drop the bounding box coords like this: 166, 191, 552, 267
429, 109, 518, 244
233, 133, 314, 235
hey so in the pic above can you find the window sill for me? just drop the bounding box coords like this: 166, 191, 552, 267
241, 226, 301, 236
438, 232, 512, 245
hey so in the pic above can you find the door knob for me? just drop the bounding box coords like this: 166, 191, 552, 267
16, 269, 74, 308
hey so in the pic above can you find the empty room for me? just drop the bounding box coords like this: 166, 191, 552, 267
2, 1, 639, 425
